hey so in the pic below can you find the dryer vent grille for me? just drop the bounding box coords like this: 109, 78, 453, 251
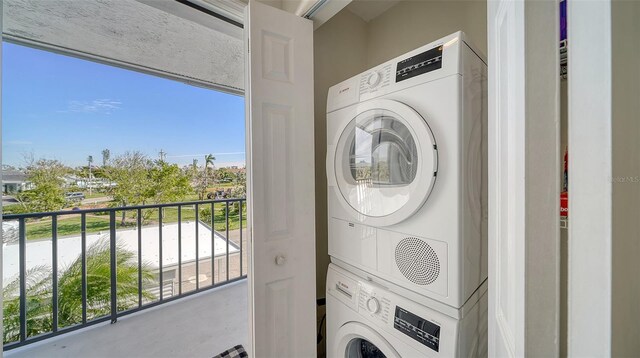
395, 237, 440, 285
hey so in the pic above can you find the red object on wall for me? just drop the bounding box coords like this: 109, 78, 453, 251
560, 191, 568, 217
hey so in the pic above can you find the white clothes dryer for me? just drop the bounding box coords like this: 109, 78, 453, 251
326, 264, 487, 358
326, 31, 488, 308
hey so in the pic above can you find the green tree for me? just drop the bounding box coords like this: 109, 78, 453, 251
199, 206, 212, 225
194, 171, 208, 201
101, 149, 111, 167
17, 159, 69, 212
229, 170, 246, 213
105, 151, 153, 224
204, 154, 215, 171
204, 154, 215, 188
2, 266, 52, 342
3, 239, 155, 343
148, 161, 193, 217
213, 168, 234, 183
194, 154, 215, 200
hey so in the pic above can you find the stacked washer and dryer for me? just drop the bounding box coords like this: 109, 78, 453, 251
325, 32, 488, 357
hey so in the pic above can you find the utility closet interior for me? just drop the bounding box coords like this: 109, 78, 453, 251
313, 1, 487, 356
312, 1, 570, 356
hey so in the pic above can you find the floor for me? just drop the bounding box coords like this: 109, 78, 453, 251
5, 280, 248, 358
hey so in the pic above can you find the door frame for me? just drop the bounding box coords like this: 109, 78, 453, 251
565, 0, 640, 355
566, 1, 612, 355
487, 0, 560, 356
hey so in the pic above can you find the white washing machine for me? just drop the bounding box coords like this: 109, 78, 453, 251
326, 31, 488, 308
326, 264, 487, 358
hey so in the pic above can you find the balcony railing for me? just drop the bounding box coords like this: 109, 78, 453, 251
2, 198, 247, 350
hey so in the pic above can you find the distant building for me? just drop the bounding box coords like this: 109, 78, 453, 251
63, 175, 116, 189
225, 166, 246, 175
2, 170, 33, 194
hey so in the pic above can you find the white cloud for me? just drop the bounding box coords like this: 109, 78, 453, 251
166, 152, 245, 159
4, 140, 32, 145
64, 99, 122, 114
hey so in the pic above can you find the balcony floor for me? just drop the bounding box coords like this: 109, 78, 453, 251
6, 280, 248, 358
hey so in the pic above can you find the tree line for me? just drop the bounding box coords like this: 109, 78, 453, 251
12, 151, 246, 214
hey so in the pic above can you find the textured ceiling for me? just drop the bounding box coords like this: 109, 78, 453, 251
3, 0, 244, 92
346, 0, 401, 22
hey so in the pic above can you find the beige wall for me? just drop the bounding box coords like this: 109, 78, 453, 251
313, 14, 368, 356
365, 0, 487, 67
313, 1, 487, 300
313, 9, 368, 298
611, 0, 640, 355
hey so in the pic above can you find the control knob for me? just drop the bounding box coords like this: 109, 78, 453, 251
366, 72, 381, 88
366, 297, 380, 314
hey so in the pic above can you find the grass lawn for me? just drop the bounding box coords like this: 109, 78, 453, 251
158, 204, 246, 231
23, 203, 246, 240
26, 215, 112, 240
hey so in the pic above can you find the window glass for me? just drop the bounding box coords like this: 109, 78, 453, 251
348, 110, 418, 186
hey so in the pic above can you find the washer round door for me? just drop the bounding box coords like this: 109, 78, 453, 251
330, 99, 438, 226
333, 322, 400, 358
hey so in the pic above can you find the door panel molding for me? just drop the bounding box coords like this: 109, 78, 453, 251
245, 1, 316, 357
488, 0, 560, 356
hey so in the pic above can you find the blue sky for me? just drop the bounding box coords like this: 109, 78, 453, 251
2, 42, 245, 168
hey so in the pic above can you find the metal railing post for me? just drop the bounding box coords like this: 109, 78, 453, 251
158, 209, 163, 301
109, 211, 117, 324
239, 200, 243, 277
225, 201, 230, 281
19, 218, 27, 342
137, 209, 142, 307
195, 204, 199, 290
211, 202, 215, 284
52, 215, 59, 332
178, 206, 182, 295
81, 213, 87, 324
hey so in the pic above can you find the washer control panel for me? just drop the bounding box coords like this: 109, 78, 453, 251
396, 45, 443, 83
359, 64, 393, 96
327, 263, 469, 357
394, 306, 441, 352
358, 285, 392, 324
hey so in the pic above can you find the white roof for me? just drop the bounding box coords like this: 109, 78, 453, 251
3, 222, 239, 286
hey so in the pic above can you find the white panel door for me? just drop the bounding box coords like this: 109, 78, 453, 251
488, 0, 559, 357
488, 2, 526, 355
244, 1, 316, 357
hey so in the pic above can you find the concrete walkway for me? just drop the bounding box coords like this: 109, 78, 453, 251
5, 280, 248, 358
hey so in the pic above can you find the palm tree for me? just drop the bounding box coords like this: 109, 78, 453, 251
101, 149, 110, 167
2, 266, 52, 342
3, 239, 155, 343
87, 155, 94, 196
203, 154, 215, 194
204, 154, 215, 173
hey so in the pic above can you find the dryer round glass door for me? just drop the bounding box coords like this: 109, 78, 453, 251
333, 99, 438, 226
